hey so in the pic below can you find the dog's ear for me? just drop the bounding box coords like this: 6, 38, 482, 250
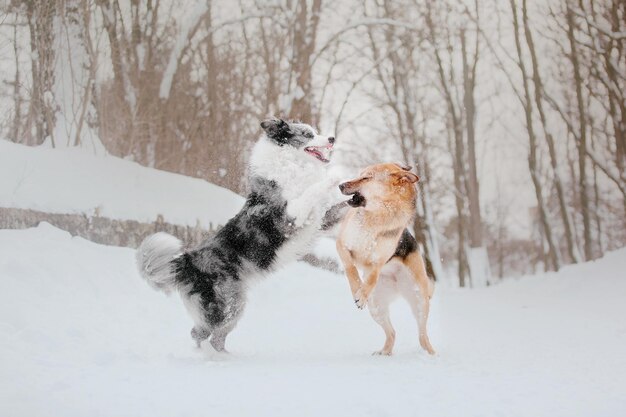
260, 118, 292, 145
393, 171, 420, 184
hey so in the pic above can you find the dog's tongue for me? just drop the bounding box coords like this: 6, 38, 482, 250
347, 192, 366, 208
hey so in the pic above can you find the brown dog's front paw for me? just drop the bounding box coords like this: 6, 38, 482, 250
354, 289, 368, 309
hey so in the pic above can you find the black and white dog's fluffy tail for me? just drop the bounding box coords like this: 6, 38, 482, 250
136, 232, 182, 294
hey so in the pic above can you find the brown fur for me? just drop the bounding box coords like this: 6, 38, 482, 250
336, 163, 435, 355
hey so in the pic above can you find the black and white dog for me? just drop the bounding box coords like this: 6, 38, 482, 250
136, 119, 341, 352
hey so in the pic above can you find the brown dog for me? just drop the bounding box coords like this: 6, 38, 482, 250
336, 163, 435, 355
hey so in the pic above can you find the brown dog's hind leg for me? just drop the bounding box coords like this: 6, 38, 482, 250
403, 253, 436, 355
368, 295, 395, 356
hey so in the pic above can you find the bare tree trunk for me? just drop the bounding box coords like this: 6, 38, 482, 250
289, 0, 322, 122
258, 15, 280, 116
510, 0, 560, 270
97, 0, 134, 151
25, 1, 56, 145
71, 0, 99, 148
522, 0, 580, 263
606, 0, 626, 177
601, 0, 626, 228
11, 14, 22, 142
591, 132, 604, 256
460, 27, 483, 250
425, 4, 469, 285
454, 125, 470, 284
565, 1, 593, 261
494, 177, 507, 278
416, 156, 445, 281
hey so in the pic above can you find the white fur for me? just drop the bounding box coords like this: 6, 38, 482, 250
249, 123, 336, 199
249, 136, 325, 201
368, 260, 428, 323
180, 285, 206, 327
249, 126, 343, 257
340, 212, 381, 263
373, 260, 420, 301
135, 232, 182, 294
272, 218, 321, 269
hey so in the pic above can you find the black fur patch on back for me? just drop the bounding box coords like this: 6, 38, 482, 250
214, 176, 293, 269
389, 229, 418, 261
171, 176, 295, 328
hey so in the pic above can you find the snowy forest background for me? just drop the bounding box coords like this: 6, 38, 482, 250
0, 0, 625, 286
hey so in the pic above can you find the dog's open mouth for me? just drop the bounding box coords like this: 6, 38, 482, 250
304, 144, 332, 163
347, 191, 366, 207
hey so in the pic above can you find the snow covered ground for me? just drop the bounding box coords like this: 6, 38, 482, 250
1, 223, 625, 416
0, 140, 244, 227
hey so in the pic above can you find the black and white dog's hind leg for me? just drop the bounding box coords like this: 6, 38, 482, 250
136, 232, 242, 352
189, 309, 242, 352
137, 233, 208, 347
180, 287, 244, 351
191, 327, 211, 348
207, 292, 246, 352
175, 265, 247, 352
209, 315, 242, 352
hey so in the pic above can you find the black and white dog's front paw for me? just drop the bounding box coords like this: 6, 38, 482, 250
320, 201, 349, 231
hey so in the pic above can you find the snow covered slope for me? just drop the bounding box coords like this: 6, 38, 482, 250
0, 140, 244, 227
1, 224, 625, 416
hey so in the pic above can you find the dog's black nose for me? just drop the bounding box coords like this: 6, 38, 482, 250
328, 137, 335, 144
338, 182, 346, 193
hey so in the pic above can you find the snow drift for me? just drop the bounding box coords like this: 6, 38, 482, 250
0, 139, 244, 227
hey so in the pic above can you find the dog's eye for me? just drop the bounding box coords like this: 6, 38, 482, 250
304, 132, 314, 139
